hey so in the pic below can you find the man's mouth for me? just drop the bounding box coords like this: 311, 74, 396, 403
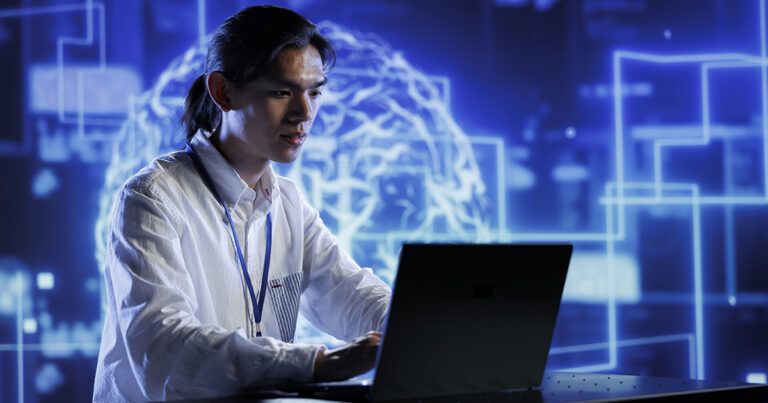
280, 133, 307, 146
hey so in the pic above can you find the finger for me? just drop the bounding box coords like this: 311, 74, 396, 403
352, 333, 380, 345
367, 335, 381, 346
350, 336, 367, 345
357, 335, 380, 347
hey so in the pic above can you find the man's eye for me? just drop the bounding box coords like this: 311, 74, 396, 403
271, 90, 290, 97
310, 90, 323, 98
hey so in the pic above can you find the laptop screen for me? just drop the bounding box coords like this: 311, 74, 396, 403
370, 243, 573, 401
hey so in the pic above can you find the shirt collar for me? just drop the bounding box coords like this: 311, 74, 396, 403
189, 131, 279, 207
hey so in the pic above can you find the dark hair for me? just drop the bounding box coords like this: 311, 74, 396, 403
182, 5, 335, 141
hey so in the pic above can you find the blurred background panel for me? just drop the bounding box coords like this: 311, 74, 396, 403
1, 0, 767, 401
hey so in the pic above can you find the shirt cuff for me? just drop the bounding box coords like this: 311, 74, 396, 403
270, 342, 326, 383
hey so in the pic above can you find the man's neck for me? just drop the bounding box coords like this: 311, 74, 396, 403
210, 127, 268, 190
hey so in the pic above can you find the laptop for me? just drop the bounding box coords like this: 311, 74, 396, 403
273, 243, 573, 402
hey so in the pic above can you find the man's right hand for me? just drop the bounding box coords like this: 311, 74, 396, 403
313, 331, 381, 382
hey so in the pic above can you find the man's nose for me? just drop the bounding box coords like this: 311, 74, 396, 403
288, 93, 312, 123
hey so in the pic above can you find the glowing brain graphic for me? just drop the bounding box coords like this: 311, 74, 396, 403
96, 23, 490, 323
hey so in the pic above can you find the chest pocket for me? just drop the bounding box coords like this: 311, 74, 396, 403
269, 272, 303, 342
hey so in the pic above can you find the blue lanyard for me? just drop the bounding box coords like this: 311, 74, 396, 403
185, 144, 272, 337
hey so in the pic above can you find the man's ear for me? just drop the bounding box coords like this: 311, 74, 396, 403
207, 72, 234, 112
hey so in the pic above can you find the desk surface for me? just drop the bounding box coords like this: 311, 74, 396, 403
534, 371, 768, 402
185, 371, 768, 402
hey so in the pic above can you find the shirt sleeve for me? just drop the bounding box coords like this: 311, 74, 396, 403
299, 198, 392, 341
105, 181, 322, 400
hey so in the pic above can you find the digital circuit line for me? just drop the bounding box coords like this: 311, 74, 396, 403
725, 205, 737, 305
0, 2, 99, 152
0, 343, 100, 352
612, 51, 628, 241
0, 1, 114, 141
600, 182, 705, 378
54, 0, 111, 133
16, 271, 24, 403
761, 0, 768, 197
704, 60, 764, 305
197, 0, 206, 47
552, 333, 696, 379
613, 52, 766, 202
603, 7, 768, 355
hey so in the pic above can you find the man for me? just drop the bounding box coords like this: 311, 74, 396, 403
93, 6, 391, 401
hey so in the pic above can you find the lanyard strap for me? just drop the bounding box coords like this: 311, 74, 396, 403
185, 144, 272, 336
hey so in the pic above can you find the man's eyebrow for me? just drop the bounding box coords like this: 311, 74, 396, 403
268, 76, 328, 89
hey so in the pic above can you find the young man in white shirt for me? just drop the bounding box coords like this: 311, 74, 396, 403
93, 6, 391, 401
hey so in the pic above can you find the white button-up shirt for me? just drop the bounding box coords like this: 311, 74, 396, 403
93, 132, 391, 402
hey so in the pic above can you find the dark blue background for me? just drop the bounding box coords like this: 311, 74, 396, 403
1, 0, 767, 401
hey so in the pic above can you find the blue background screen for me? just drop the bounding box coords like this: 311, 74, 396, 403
1, 0, 767, 401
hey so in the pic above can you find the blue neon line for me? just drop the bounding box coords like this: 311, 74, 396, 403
16, 272, 23, 403
496, 140, 506, 233
703, 60, 765, 69
197, 0, 206, 47
599, 180, 768, 205
603, 181, 704, 378
616, 50, 763, 64
558, 331, 697, 376
561, 363, 616, 373
688, 334, 696, 379
725, 205, 737, 304
86, 0, 93, 46
632, 123, 756, 140
615, 46, 766, 208
601, 196, 768, 205
655, 138, 708, 147
640, 291, 768, 304
612, 51, 627, 239
78, 72, 85, 140
98, 1, 105, 67
0, 342, 101, 352
57, 116, 123, 125
723, 134, 738, 303
75, 2, 109, 142
691, 185, 705, 379
550, 182, 629, 374
760, 0, 768, 198
0, 3, 87, 18
503, 233, 612, 241
701, 65, 711, 145
52, 1, 112, 135
372, 231, 615, 242
57, 38, 64, 125
648, 64, 714, 202
606, 187, 618, 367
569, 182, 704, 377
550, 333, 693, 355
605, 183, 621, 239
653, 142, 662, 199
615, 10, 768, 210
614, 181, 693, 190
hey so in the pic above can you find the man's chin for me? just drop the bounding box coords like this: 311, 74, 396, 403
273, 152, 301, 164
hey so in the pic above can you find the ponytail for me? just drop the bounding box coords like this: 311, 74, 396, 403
182, 74, 220, 142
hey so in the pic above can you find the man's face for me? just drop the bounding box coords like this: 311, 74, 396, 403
226, 45, 326, 164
